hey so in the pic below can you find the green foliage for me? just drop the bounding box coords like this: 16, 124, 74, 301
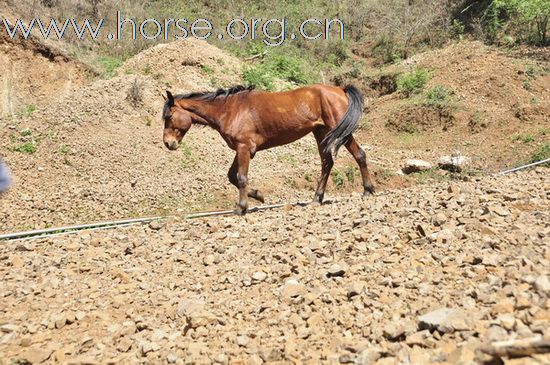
425, 85, 455, 108
344, 165, 356, 184
276, 153, 298, 167
512, 134, 535, 143
20, 128, 32, 136
450, 20, 466, 39
372, 35, 403, 64
331, 169, 345, 190
243, 53, 314, 90
59, 144, 70, 155
13, 141, 37, 154
525, 64, 537, 78
483, 0, 550, 45
98, 56, 123, 79
180, 141, 194, 168
20, 105, 36, 118
397, 69, 430, 97
201, 65, 214, 75
243, 65, 275, 90
530, 142, 550, 166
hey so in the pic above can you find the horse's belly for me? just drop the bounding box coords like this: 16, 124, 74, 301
258, 125, 313, 150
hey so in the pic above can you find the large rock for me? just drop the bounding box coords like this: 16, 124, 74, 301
438, 155, 469, 172
402, 159, 433, 174
418, 308, 471, 334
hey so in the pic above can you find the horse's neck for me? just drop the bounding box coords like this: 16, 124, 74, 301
187, 99, 224, 130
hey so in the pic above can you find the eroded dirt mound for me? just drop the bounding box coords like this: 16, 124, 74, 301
120, 38, 243, 91
0, 8, 92, 117
360, 40, 550, 171
0, 168, 548, 364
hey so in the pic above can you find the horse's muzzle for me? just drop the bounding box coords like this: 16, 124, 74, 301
164, 141, 178, 151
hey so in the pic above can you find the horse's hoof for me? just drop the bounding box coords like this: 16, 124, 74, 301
363, 186, 375, 197
235, 204, 248, 216
311, 193, 323, 206
248, 189, 265, 203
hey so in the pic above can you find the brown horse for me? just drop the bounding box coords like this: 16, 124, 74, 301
162, 84, 375, 215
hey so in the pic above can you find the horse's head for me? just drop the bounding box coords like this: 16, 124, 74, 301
162, 91, 192, 151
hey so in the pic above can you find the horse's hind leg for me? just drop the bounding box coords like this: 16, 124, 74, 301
345, 137, 375, 196
228, 156, 265, 204
312, 127, 334, 204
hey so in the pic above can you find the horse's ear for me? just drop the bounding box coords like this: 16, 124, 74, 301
162, 93, 167, 101
166, 91, 174, 106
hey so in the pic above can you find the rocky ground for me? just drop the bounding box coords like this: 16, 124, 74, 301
1, 167, 548, 364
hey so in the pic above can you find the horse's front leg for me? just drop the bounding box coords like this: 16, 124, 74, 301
235, 144, 251, 215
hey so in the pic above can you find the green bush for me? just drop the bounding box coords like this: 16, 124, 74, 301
243, 65, 275, 90
243, 53, 314, 90
483, 0, 550, 46
530, 142, 550, 165
425, 85, 454, 108
397, 69, 430, 96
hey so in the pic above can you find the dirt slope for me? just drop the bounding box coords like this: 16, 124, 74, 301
356, 41, 550, 172
0, 6, 92, 117
0, 168, 548, 364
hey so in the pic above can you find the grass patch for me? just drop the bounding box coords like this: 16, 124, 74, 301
397, 68, 430, 97
59, 144, 70, 155
97, 56, 123, 79
469, 111, 488, 132
276, 153, 298, 168
413, 168, 452, 184
344, 165, 356, 184
396, 132, 421, 145
13, 141, 38, 154
180, 141, 195, 168
530, 143, 550, 166
512, 134, 535, 143
201, 65, 214, 75
20, 105, 37, 118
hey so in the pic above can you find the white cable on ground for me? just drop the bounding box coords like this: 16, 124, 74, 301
2, 157, 548, 243
495, 158, 550, 176
0, 201, 310, 242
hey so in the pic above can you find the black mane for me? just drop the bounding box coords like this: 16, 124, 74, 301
162, 85, 254, 120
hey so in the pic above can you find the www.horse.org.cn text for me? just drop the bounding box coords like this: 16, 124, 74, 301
2, 12, 346, 46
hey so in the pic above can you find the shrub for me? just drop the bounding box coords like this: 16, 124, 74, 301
331, 169, 345, 190
13, 141, 37, 154
243, 53, 313, 90
243, 65, 275, 91
126, 79, 143, 106
483, 0, 550, 46
530, 142, 550, 166
397, 69, 430, 96
425, 85, 454, 108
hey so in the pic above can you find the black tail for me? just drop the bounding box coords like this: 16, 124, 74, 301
322, 85, 364, 157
